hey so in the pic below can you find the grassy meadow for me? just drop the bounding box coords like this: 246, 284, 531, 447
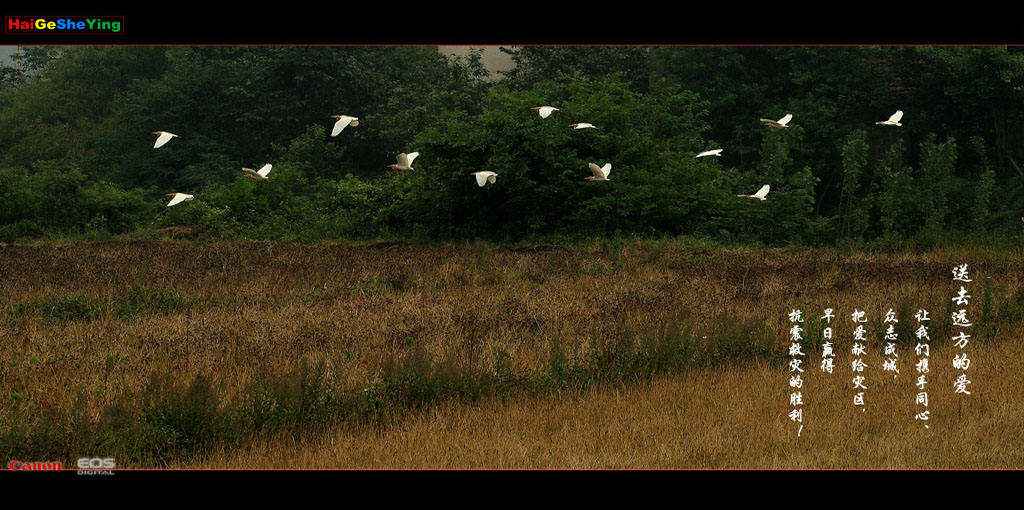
1, 238, 1022, 468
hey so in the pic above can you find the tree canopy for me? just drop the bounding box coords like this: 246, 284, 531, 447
2, 45, 1022, 246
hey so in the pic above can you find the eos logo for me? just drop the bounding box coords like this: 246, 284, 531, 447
77, 457, 115, 469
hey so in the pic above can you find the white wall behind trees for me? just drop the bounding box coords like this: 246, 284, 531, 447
438, 46, 515, 80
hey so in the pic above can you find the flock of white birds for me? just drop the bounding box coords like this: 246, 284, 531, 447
158, 107, 905, 208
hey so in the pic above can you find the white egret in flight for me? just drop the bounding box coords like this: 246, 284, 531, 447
586, 162, 612, 182
152, 131, 179, 148
532, 106, 559, 118
571, 123, 598, 130
738, 185, 770, 201
471, 171, 498, 187
330, 115, 359, 137
696, 149, 724, 158
166, 193, 194, 207
387, 152, 420, 171
876, 110, 903, 126
759, 114, 792, 128
242, 164, 272, 180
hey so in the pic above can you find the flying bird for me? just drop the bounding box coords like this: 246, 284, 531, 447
571, 123, 598, 130
471, 171, 498, 187
387, 152, 420, 171
696, 149, 724, 158
532, 106, 559, 119
166, 193, 194, 207
152, 131, 179, 148
242, 164, 273, 180
876, 110, 904, 126
330, 115, 359, 137
738, 185, 770, 201
586, 162, 612, 182
759, 114, 792, 128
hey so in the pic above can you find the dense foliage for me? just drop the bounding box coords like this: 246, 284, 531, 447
1, 45, 1023, 246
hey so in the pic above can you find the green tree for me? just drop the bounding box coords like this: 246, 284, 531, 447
876, 139, 913, 237
499, 46, 654, 93
970, 136, 995, 234
918, 134, 957, 232
387, 74, 714, 240
838, 130, 870, 240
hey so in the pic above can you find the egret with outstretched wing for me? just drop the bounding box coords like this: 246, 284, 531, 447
153, 131, 179, 148
696, 149, 724, 158
166, 193, 194, 207
330, 115, 359, 136
471, 171, 498, 187
387, 152, 420, 171
876, 110, 904, 126
242, 164, 273, 180
532, 106, 559, 118
586, 162, 612, 181
738, 185, 770, 201
759, 114, 792, 128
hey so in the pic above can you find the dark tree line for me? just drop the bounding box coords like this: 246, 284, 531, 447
1, 45, 1022, 246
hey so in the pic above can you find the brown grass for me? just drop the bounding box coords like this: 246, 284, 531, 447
179, 338, 1022, 469
1, 239, 1021, 468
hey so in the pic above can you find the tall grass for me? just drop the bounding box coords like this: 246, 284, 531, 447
2, 240, 1022, 467
5, 286, 200, 325
0, 315, 783, 466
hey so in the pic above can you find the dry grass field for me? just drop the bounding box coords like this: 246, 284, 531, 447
1, 239, 1022, 468
180, 341, 1022, 469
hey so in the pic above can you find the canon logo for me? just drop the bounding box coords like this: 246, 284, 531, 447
8, 461, 63, 471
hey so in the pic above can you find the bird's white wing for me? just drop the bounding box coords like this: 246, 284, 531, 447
154, 132, 174, 148
889, 110, 903, 123
257, 164, 272, 177
474, 172, 488, 187
349, 118, 359, 127
777, 114, 792, 126
406, 152, 420, 166
754, 184, 770, 199
588, 163, 604, 178
167, 194, 188, 207
539, 107, 557, 118
487, 173, 497, 184
332, 117, 353, 137
396, 153, 410, 167
601, 163, 612, 178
